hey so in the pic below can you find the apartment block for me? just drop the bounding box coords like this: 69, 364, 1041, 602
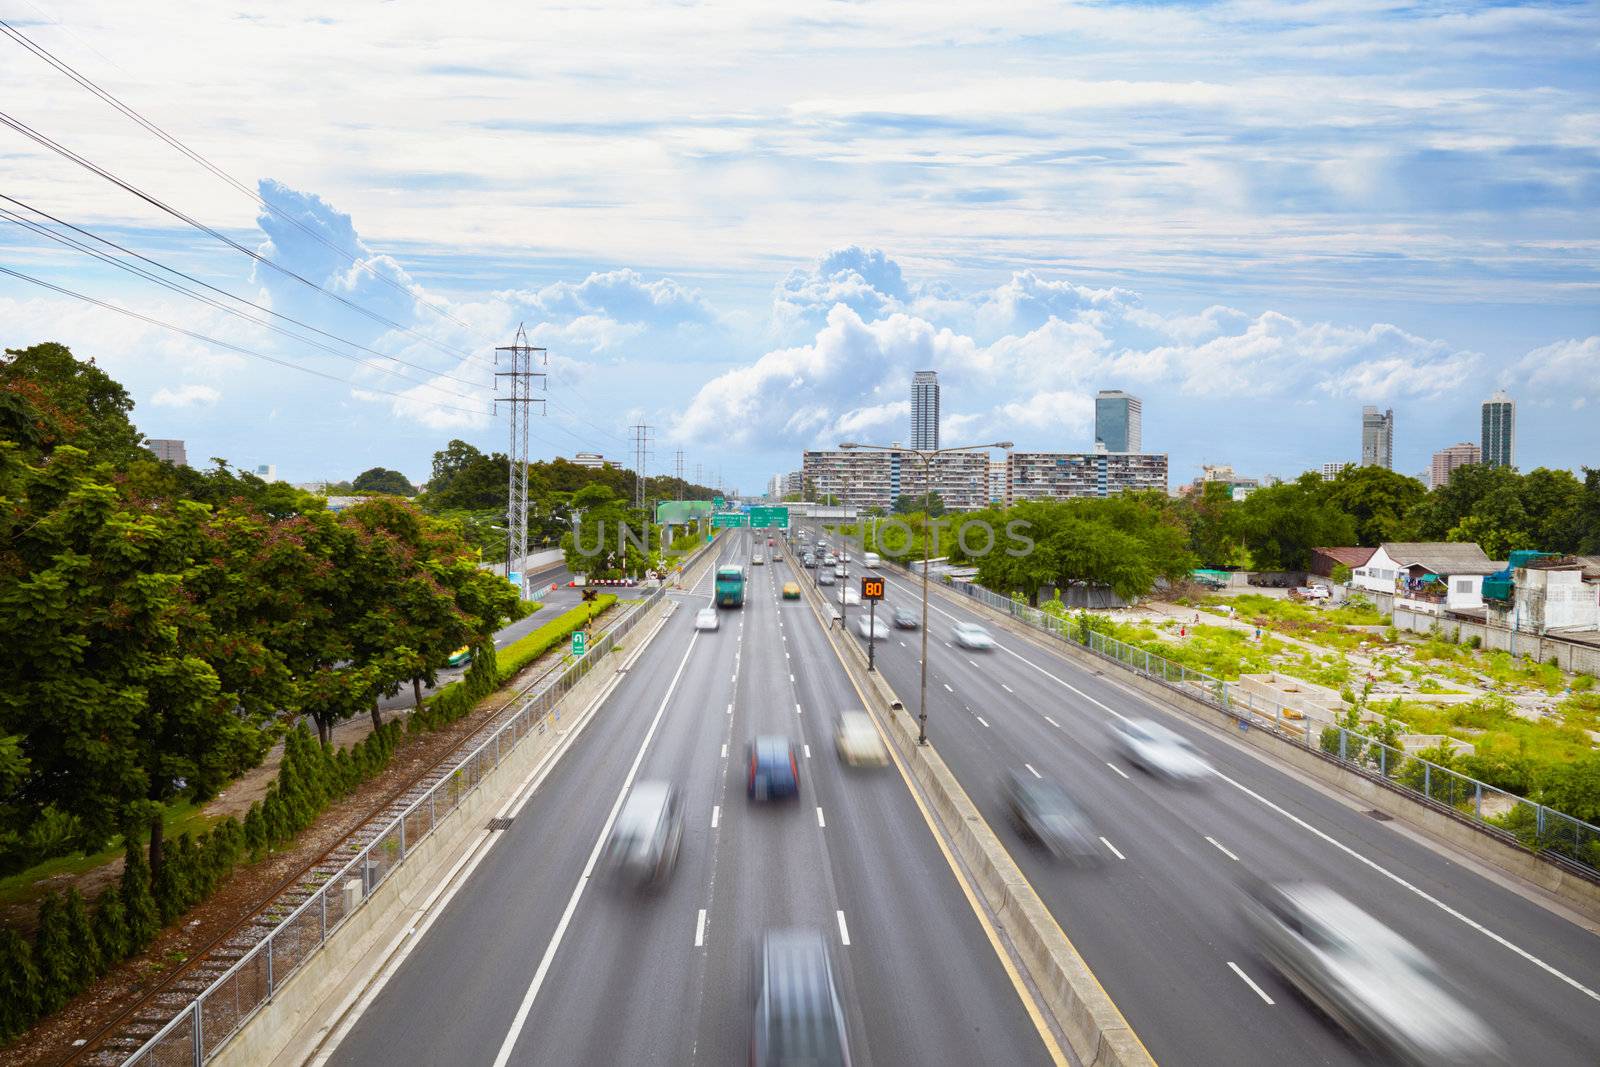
1005, 451, 1168, 502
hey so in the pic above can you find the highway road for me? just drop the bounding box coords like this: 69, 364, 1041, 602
328, 529, 1053, 1066
803, 526, 1600, 1066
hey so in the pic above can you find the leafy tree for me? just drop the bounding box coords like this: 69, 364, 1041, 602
0, 929, 41, 1042
1232, 475, 1356, 570
562, 484, 659, 577
423, 439, 507, 509
0, 342, 143, 462
1578, 468, 1600, 555
1320, 465, 1425, 546
1181, 481, 1245, 566
351, 466, 417, 496
120, 835, 159, 949
894, 491, 945, 517
33, 891, 74, 1013
61, 887, 101, 986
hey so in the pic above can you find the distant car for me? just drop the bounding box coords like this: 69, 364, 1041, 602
604, 780, 684, 887
782, 581, 801, 600
833, 564, 847, 578
767, 537, 775, 546
1110, 718, 1212, 782
695, 608, 720, 631
854, 614, 889, 639
817, 571, 836, 586
751, 929, 851, 1067
803, 554, 818, 569
1002, 771, 1100, 863
753, 552, 765, 565
863, 552, 881, 568
952, 622, 995, 650
833, 710, 888, 766
1240, 879, 1503, 1065
892, 607, 919, 629
748, 736, 800, 801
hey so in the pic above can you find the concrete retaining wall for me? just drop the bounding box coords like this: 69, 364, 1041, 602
1392, 606, 1600, 676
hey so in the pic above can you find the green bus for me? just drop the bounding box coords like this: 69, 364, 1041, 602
714, 565, 746, 608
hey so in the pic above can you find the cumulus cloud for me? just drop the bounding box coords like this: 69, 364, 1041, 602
772, 247, 915, 337
510, 268, 715, 327
151, 384, 222, 408
1507, 336, 1600, 408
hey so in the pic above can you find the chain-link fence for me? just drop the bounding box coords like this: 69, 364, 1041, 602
943, 578, 1600, 876
124, 585, 670, 1066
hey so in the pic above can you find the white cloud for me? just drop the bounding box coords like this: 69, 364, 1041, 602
151, 384, 222, 408
1507, 336, 1600, 406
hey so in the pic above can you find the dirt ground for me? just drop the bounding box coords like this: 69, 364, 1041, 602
1, 608, 607, 1067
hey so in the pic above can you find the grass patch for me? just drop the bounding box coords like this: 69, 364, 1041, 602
0, 799, 218, 908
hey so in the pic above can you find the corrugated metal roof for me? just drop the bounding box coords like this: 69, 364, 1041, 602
1380, 542, 1498, 575
1313, 546, 1376, 567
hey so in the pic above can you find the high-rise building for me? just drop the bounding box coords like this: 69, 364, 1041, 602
1006, 451, 1168, 502
1481, 390, 1515, 469
1320, 461, 1352, 481
801, 448, 989, 511
1430, 442, 1481, 488
989, 460, 1008, 505
1094, 390, 1142, 453
145, 438, 188, 467
1360, 407, 1394, 469
910, 370, 940, 451
252, 463, 277, 482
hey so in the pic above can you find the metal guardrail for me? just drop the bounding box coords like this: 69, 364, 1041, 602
124, 585, 670, 1067
945, 579, 1600, 877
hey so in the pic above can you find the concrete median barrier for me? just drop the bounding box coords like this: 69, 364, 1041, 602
783, 539, 1154, 1067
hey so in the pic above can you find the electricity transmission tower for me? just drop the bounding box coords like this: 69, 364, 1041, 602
495, 324, 546, 593
674, 449, 685, 492
630, 423, 654, 510
694, 463, 703, 496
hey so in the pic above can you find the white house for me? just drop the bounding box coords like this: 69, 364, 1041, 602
1353, 542, 1501, 616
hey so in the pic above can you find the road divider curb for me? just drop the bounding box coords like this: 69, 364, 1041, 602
782, 536, 1153, 1067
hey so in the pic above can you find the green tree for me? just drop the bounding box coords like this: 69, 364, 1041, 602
351, 467, 417, 496
0, 929, 42, 1041
0, 342, 143, 462
1321, 465, 1426, 545
894, 491, 945, 517
1232, 475, 1357, 570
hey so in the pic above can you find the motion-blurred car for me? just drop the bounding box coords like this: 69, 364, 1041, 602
817, 571, 836, 586
753, 552, 765, 565
854, 614, 889, 639
1002, 771, 1100, 863
833, 710, 888, 766
1240, 879, 1503, 1066
891, 607, 919, 629
1110, 718, 1212, 782
751, 929, 851, 1067
782, 581, 801, 600
842, 587, 860, 606
604, 780, 684, 887
952, 622, 995, 649
747, 736, 800, 801
833, 564, 847, 578
695, 607, 720, 631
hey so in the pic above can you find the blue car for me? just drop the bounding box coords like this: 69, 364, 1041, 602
747, 736, 799, 801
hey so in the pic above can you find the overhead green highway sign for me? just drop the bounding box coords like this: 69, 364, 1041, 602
712, 511, 748, 528
748, 506, 789, 529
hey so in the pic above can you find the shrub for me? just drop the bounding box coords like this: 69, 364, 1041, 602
0, 930, 41, 1042
120, 837, 159, 951
92, 890, 129, 966
61, 888, 101, 987
32, 892, 74, 1013
1465, 634, 1481, 650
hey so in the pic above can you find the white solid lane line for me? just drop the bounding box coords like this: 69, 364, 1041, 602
1100, 837, 1125, 860
1024, 763, 1042, 778
711, 805, 720, 829
1106, 762, 1130, 780
695, 909, 707, 948
726, 702, 733, 716
1206, 836, 1240, 862
490, 630, 699, 1067
816, 807, 826, 828
1227, 961, 1274, 1005
836, 910, 851, 947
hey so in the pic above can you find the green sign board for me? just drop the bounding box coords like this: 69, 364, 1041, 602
713, 496, 725, 509
712, 511, 748, 528
749, 505, 789, 529
572, 630, 586, 657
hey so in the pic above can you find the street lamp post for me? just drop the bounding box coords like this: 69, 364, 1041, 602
840, 439, 1012, 745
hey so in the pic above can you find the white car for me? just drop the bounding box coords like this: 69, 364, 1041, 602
833, 564, 847, 578
843, 587, 861, 605
1110, 718, 1212, 781
834, 710, 888, 766
952, 622, 995, 650
695, 608, 719, 631
752, 552, 765, 565
855, 615, 889, 639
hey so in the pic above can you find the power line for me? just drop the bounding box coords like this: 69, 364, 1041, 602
0, 198, 485, 400
0, 263, 492, 420
0, 106, 482, 367
0, 16, 476, 338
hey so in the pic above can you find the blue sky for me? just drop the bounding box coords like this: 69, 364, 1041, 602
0, 0, 1595, 491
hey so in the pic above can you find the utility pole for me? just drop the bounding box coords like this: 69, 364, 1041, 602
494, 324, 546, 595
630, 423, 654, 510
